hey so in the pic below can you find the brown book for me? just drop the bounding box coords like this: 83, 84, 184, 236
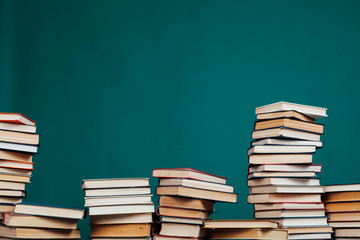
0, 130, 39, 145
0, 150, 33, 162
0, 197, 22, 204
0, 225, 80, 239
248, 193, 321, 203
0, 173, 30, 183
255, 118, 323, 134
156, 186, 237, 203
324, 191, 360, 202
0, 204, 15, 213
157, 206, 211, 219
328, 212, 360, 221
3, 213, 78, 229
159, 196, 214, 211
256, 110, 316, 122
248, 154, 313, 164
326, 202, 360, 212
91, 223, 151, 237
210, 229, 288, 239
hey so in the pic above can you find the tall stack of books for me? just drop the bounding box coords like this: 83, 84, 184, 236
247, 102, 333, 239
0, 113, 39, 218
0, 202, 85, 239
324, 184, 360, 239
82, 178, 154, 240
203, 219, 288, 240
152, 168, 237, 240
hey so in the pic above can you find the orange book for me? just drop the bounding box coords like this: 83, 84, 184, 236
0, 113, 35, 126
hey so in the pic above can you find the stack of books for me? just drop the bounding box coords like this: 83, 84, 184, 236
247, 102, 333, 239
324, 184, 360, 239
0, 202, 85, 239
0, 113, 39, 219
82, 178, 154, 239
152, 168, 237, 240
203, 219, 288, 240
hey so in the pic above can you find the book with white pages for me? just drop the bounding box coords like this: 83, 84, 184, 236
329, 221, 360, 228
250, 185, 324, 194
248, 177, 320, 187
252, 138, 322, 148
271, 217, 329, 227
89, 203, 154, 216
85, 194, 153, 207
255, 209, 326, 218
249, 164, 322, 173
254, 202, 325, 211
248, 171, 316, 179
324, 183, 360, 192
252, 127, 321, 141
158, 178, 234, 193
160, 216, 204, 225
288, 233, 332, 239
82, 178, 150, 189
248, 145, 316, 155
0, 141, 38, 154
84, 187, 151, 197
90, 213, 153, 225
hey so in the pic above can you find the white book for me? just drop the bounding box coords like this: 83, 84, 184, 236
272, 217, 329, 227
85, 194, 153, 207
89, 203, 154, 216
82, 178, 149, 189
254, 203, 325, 211
324, 184, 360, 192
252, 138, 323, 147
250, 185, 324, 194
84, 187, 151, 197
249, 164, 322, 173
255, 209, 326, 218
0, 142, 38, 154
248, 145, 316, 155
248, 177, 320, 187
159, 178, 234, 193
288, 233, 332, 239
248, 171, 316, 178
329, 221, 360, 228
252, 128, 321, 141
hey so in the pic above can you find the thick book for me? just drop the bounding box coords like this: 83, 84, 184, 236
255, 101, 327, 119
247, 193, 321, 203
252, 127, 321, 141
0, 173, 30, 183
160, 216, 204, 225
91, 223, 152, 237
209, 228, 288, 239
0, 189, 25, 198
84, 187, 151, 197
0, 113, 36, 126
248, 164, 322, 173
256, 110, 316, 122
326, 201, 360, 212
0, 196, 23, 204
0, 204, 16, 213
324, 183, 360, 192
0, 181, 25, 191
250, 185, 324, 194
157, 206, 211, 219
328, 211, 360, 221
324, 191, 360, 202
0, 225, 80, 239
156, 186, 237, 203
88, 203, 154, 216
335, 228, 360, 237
251, 138, 322, 147
154, 222, 208, 238
3, 212, 78, 229
253, 202, 325, 211
284, 226, 333, 234
0, 141, 38, 154
0, 130, 39, 145
159, 178, 234, 193
159, 196, 214, 212
82, 178, 150, 189
152, 168, 226, 184
0, 167, 32, 176
85, 194, 152, 207
90, 213, 153, 225
203, 219, 279, 229
0, 150, 33, 162
0, 122, 36, 133
14, 203, 86, 219
248, 154, 313, 164
248, 145, 316, 155
247, 171, 316, 178
271, 217, 329, 227
247, 177, 320, 187
254, 118, 324, 134
254, 209, 325, 218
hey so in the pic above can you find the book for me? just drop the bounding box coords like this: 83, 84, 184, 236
91, 223, 152, 237
0, 190, 25, 197
0, 197, 22, 204
0, 130, 39, 145
158, 178, 234, 193
251, 138, 322, 147
82, 178, 150, 189
160, 216, 204, 225
248, 171, 316, 178
0, 173, 30, 183
255, 101, 327, 119
254, 209, 326, 218
247, 193, 321, 203
252, 127, 321, 141
324, 191, 360, 202
84, 187, 151, 197
287, 233, 332, 239
90, 213, 153, 225
88, 203, 154, 216
0, 150, 33, 162
256, 110, 316, 122
203, 219, 279, 229
0, 225, 80, 239
153, 168, 226, 184
253, 202, 325, 211
248, 164, 322, 173
0, 160, 34, 170
248, 154, 313, 164
248, 145, 316, 155
156, 186, 237, 203
271, 217, 329, 227
0, 141, 38, 154
0, 204, 15, 212
85, 194, 153, 207
328, 211, 360, 221
209, 228, 288, 239
0, 181, 25, 191
154, 222, 207, 238
14, 203, 85, 219
326, 201, 360, 212
157, 206, 211, 219
329, 221, 360, 227
254, 118, 324, 134
285, 226, 333, 234
335, 228, 360, 237
0, 122, 36, 133
3, 212, 78, 229
0, 113, 36, 126
153, 235, 203, 240
0, 167, 31, 176
324, 183, 360, 192
250, 185, 324, 194
247, 177, 320, 187
159, 196, 214, 211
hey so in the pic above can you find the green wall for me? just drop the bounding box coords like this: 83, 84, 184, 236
1, 0, 360, 238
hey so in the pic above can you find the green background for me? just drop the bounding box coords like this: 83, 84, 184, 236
1, 0, 360, 238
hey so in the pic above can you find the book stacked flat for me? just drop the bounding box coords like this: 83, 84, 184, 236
82, 178, 154, 240
247, 102, 333, 239
152, 168, 237, 240
203, 219, 288, 240
324, 184, 360, 239
0, 202, 85, 239
0, 113, 39, 219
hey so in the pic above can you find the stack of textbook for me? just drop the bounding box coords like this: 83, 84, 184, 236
152, 168, 237, 240
247, 102, 332, 239
82, 178, 154, 239
0, 113, 39, 218
203, 219, 288, 240
324, 184, 360, 239
0, 202, 85, 239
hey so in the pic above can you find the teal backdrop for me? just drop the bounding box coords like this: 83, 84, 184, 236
1, 0, 360, 238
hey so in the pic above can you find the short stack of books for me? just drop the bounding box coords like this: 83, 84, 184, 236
0, 202, 85, 239
82, 178, 154, 240
152, 168, 237, 240
0, 113, 39, 219
324, 184, 360, 239
203, 219, 288, 240
247, 102, 333, 239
